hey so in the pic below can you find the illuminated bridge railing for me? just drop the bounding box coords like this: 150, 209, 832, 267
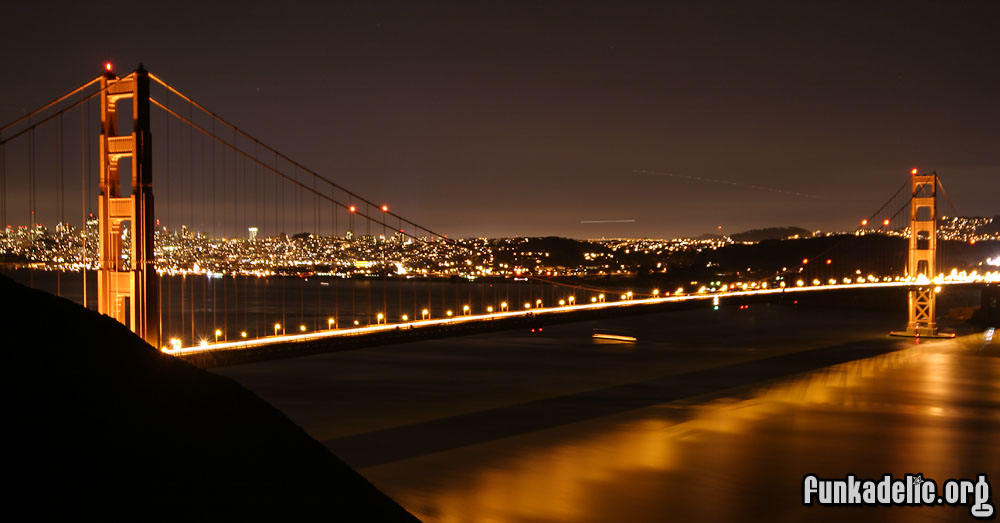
164, 271, 996, 356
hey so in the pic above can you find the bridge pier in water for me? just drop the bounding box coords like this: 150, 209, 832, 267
894, 170, 946, 338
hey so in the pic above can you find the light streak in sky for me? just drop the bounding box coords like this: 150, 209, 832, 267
634, 169, 823, 200
581, 219, 636, 224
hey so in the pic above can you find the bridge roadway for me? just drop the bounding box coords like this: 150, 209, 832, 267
168, 275, 995, 366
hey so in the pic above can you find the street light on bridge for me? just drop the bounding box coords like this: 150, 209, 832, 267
274, 323, 281, 336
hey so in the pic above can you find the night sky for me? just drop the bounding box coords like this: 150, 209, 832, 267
1, 1, 997, 239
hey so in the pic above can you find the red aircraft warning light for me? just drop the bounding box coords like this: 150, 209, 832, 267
349, 205, 356, 213
861, 219, 868, 226
911, 168, 918, 175
802, 258, 809, 265
381, 204, 389, 212
105, 62, 113, 72
883, 219, 891, 227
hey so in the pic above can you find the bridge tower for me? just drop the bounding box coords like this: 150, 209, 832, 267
97, 65, 159, 346
900, 171, 939, 336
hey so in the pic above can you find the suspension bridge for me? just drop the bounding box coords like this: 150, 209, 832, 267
0, 65, 995, 361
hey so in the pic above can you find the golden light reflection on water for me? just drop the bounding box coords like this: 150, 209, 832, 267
368, 334, 1000, 523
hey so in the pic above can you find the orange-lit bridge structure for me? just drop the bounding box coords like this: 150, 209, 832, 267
1, 65, 996, 360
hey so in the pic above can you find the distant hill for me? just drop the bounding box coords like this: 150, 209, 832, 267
978, 216, 1000, 236
730, 227, 812, 242
493, 236, 613, 267
2, 275, 418, 519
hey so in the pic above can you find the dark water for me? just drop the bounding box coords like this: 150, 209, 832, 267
2, 269, 590, 346
216, 300, 998, 522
